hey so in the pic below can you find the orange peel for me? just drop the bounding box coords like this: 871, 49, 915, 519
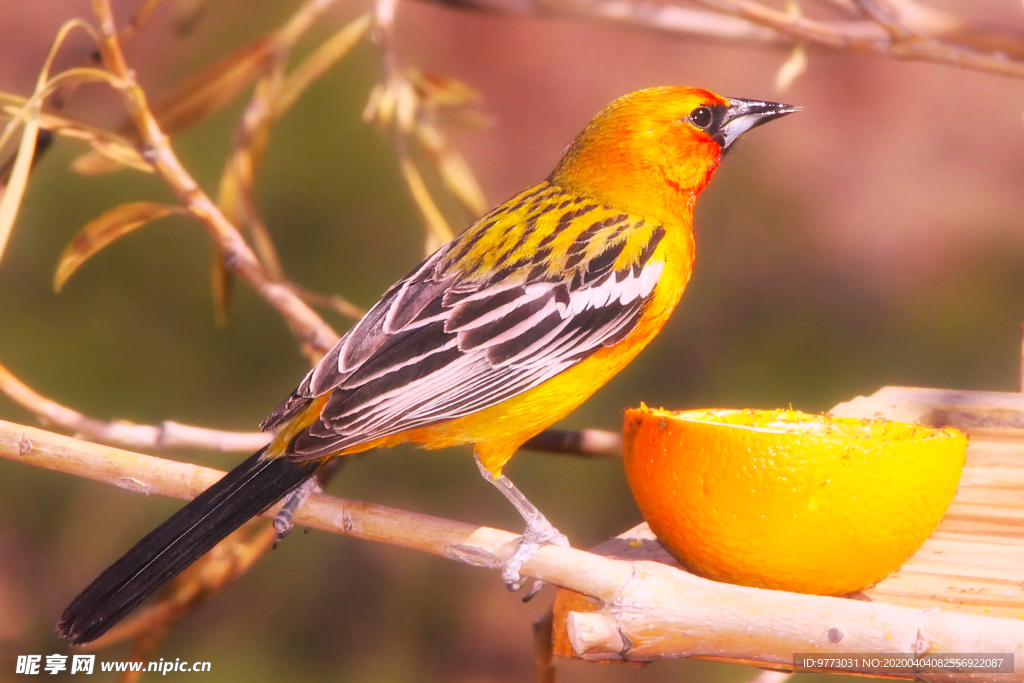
622, 406, 967, 595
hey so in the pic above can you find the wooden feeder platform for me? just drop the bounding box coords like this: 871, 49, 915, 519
550, 387, 1024, 681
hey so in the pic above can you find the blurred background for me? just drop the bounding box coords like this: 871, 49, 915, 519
1, 0, 1023, 680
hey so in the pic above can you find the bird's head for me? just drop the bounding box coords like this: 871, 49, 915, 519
550, 86, 799, 221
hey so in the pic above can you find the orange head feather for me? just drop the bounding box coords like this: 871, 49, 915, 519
550, 86, 799, 223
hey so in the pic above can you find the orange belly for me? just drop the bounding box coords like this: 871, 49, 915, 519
300, 224, 696, 475
405, 228, 695, 474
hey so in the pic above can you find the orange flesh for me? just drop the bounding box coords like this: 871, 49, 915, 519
623, 407, 967, 595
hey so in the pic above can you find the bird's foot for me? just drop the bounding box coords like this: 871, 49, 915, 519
273, 477, 322, 546
472, 452, 569, 599
503, 512, 570, 600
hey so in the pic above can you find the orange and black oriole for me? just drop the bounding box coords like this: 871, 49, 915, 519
59, 86, 797, 644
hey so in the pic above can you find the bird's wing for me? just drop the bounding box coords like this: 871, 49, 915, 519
261, 183, 666, 459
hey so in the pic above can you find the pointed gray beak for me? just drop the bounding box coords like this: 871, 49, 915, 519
719, 97, 801, 149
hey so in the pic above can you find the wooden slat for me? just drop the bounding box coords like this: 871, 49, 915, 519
552, 387, 1024, 678
835, 388, 1024, 615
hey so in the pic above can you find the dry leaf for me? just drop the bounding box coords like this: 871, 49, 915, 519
415, 120, 487, 217
363, 82, 395, 129
247, 219, 283, 278
152, 38, 275, 137
0, 104, 41, 267
775, 0, 807, 93
73, 135, 152, 174
213, 70, 281, 321
409, 69, 488, 129
54, 202, 182, 291
0, 98, 152, 174
394, 78, 418, 135
273, 14, 371, 118
400, 156, 455, 253
210, 245, 234, 327
73, 35, 277, 174
410, 70, 480, 110
775, 42, 807, 93
0, 20, 96, 267
366, 71, 482, 249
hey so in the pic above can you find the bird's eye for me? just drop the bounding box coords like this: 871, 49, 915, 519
688, 106, 713, 130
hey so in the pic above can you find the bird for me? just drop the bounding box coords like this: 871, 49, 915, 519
58, 86, 798, 645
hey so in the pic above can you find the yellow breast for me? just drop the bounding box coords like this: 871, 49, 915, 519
410, 218, 696, 474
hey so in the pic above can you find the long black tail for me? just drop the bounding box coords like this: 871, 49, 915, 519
58, 448, 321, 645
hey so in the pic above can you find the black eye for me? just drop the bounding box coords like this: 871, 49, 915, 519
688, 106, 713, 130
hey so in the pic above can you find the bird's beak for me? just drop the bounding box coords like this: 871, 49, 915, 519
719, 98, 801, 149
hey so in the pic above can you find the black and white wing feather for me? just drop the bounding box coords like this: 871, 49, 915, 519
261, 197, 666, 460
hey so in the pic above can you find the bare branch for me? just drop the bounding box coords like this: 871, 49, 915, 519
5, 418, 1024, 677
213, 13, 373, 324
89, 0, 341, 360
417, 0, 1024, 80
851, 0, 909, 38
690, 0, 1024, 79
424, 0, 783, 42
522, 428, 622, 458
0, 355, 615, 458
118, 0, 166, 44
0, 360, 269, 452
285, 281, 366, 321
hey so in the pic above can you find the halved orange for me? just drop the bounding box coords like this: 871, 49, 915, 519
622, 407, 967, 596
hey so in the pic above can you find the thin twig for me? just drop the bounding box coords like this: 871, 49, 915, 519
522, 428, 622, 458
0, 360, 269, 452
0, 349, 617, 457
418, 0, 1024, 80
214, 13, 373, 324
851, 0, 907, 38
89, 0, 341, 360
118, 0, 166, 44
691, 0, 1024, 79
366, 0, 489, 255
6, 418, 1024, 678
286, 281, 366, 321
426, 0, 784, 43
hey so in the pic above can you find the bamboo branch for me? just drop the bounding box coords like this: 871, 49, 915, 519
5, 418, 1024, 679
